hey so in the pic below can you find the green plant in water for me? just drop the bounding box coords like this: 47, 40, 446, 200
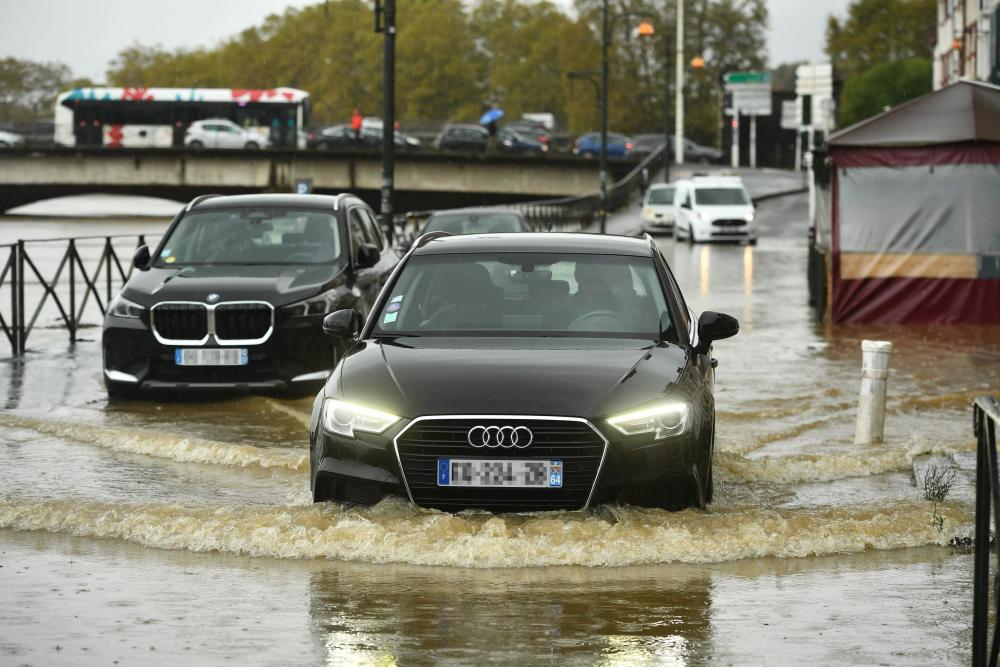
923, 463, 957, 534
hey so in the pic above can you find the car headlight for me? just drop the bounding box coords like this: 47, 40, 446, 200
744, 212, 755, 222
607, 402, 690, 439
643, 207, 653, 216
108, 295, 144, 319
322, 398, 400, 437
282, 290, 339, 318
699, 211, 712, 223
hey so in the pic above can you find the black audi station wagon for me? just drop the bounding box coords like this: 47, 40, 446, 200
309, 232, 738, 511
102, 193, 398, 398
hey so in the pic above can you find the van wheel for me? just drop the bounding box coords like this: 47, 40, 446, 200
188, 140, 204, 151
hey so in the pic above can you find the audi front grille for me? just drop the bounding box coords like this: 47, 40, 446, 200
394, 416, 607, 512
151, 304, 209, 342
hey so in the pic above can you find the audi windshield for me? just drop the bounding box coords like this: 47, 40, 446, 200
373, 253, 674, 339
154, 208, 346, 267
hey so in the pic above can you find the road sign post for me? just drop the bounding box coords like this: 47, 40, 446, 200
724, 71, 771, 170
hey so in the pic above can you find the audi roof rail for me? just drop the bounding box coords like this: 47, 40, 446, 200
185, 193, 223, 211
414, 231, 453, 248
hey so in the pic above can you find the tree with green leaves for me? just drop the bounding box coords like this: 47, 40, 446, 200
825, 0, 935, 80
837, 57, 932, 127
0, 57, 90, 122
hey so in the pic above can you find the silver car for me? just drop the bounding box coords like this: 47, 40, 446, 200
184, 118, 269, 150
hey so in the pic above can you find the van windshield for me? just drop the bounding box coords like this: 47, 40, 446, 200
155, 208, 345, 267
694, 188, 750, 205
647, 188, 675, 205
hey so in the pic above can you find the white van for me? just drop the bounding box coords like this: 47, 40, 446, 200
674, 176, 757, 244
640, 183, 679, 235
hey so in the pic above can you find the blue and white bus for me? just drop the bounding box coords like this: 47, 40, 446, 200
54, 87, 310, 149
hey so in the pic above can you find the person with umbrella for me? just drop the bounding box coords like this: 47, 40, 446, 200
480, 107, 504, 151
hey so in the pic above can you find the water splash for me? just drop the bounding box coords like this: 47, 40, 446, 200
0, 496, 970, 568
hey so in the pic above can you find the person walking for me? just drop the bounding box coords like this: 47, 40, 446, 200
351, 108, 363, 142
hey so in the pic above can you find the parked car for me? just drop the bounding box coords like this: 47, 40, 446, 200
641, 183, 679, 235
573, 132, 634, 158
308, 124, 420, 151
505, 120, 551, 151
102, 193, 400, 399
417, 208, 530, 239
434, 124, 489, 152
673, 175, 756, 244
497, 127, 544, 154
0, 129, 25, 147
184, 118, 269, 150
309, 232, 739, 511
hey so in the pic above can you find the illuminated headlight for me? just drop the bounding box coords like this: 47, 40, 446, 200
699, 211, 712, 223
322, 399, 400, 438
607, 402, 690, 439
108, 295, 144, 319
744, 212, 755, 222
643, 207, 653, 216
282, 290, 339, 318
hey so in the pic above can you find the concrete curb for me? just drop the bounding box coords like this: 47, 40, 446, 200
751, 187, 808, 205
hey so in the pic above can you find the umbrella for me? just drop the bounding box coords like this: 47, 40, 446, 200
479, 109, 505, 125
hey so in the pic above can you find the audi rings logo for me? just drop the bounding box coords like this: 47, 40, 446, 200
467, 425, 534, 449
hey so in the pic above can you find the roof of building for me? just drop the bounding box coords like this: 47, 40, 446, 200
829, 80, 1000, 147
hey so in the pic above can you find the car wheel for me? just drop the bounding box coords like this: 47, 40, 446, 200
244, 141, 260, 150
188, 140, 204, 151
687, 225, 696, 244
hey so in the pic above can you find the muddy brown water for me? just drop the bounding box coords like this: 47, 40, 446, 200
0, 192, 997, 665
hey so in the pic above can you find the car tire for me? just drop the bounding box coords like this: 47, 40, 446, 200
188, 140, 204, 151
244, 141, 260, 150
687, 226, 695, 244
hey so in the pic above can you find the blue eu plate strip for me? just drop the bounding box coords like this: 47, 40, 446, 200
438, 459, 450, 485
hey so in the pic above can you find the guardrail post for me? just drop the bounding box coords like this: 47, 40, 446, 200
68, 239, 77, 343
15, 240, 25, 355
855, 340, 892, 444
105, 237, 113, 306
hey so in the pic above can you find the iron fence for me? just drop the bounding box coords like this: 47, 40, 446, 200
0, 235, 154, 355
973, 395, 1000, 667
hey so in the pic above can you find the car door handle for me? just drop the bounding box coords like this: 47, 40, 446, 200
710, 357, 718, 369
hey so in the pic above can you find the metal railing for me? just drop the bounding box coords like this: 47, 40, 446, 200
1, 235, 154, 354
973, 395, 1000, 667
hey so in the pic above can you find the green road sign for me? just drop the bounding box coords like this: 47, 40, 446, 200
724, 71, 770, 84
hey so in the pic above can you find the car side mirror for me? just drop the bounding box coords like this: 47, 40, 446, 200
323, 309, 361, 341
356, 243, 380, 269
133, 245, 151, 271
681, 200, 691, 210
694, 311, 739, 355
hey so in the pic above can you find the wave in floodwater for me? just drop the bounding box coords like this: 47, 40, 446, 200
0, 496, 970, 568
0, 414, 307, 472
718, 440, 975, 485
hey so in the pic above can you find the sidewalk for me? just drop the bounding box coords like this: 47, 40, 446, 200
585, 165, 807, 237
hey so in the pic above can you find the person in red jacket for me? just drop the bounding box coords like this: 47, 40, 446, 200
350, 108, 363, 141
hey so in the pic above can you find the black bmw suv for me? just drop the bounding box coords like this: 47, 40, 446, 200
309, 232, 738, 512
102, 193, 399, 398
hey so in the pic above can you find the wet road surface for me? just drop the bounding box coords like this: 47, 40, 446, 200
1, 183, 997, 665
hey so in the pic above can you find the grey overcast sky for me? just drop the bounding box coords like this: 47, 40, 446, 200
0, 0, 851, 82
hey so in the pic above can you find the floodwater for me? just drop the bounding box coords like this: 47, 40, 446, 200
1, 188, 997, 665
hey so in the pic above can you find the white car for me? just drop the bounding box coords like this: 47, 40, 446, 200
640, 183, 678, 234
184, 118, 269, 150
674, 176, 757, 244
0, 129, 25, 147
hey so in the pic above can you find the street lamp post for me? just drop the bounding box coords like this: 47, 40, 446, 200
375, 0, 396, 244
599, 0, 609, 234
674, 0, 684, 165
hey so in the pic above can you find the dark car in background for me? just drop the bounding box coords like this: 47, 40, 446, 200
497, 127, 544, 154
505, 120, 551, 151
573, 132, 634, 158
417, 208, 530, 238
102, 193, 399, 399
308, 124, 420, 151
309, 232, 739, 512
629, 134, 722, 163
434, 124, 489, 152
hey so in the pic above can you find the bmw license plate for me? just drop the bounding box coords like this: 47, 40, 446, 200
437, 459, 563, 488
174, 348, 248, 366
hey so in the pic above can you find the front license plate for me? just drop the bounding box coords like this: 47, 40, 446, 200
174, 348, 248, 366
437, 459, 563, 488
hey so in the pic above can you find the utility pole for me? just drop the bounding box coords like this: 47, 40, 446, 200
599, 0, 609, 234
674, 0, 684, 164
375, 0, 396, 244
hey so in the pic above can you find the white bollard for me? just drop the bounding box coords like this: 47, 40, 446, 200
855, 340, 893, 444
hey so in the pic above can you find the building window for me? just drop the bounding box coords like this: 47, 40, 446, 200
966, 22, 978, 77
